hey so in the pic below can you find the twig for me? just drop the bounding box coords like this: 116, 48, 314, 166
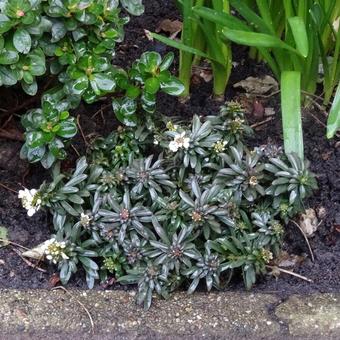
71, 144, 81, 157
91, 103, 111, 119
301, 90, 325, 102
0, 114, 13, 129
302, 94, 340, 138
0, 182, 18, 194
250, 116, 274, 129
0, 238, 30, 250
266, 265, 313, 283
290, 219, 315, 262
304, 109, 327, 129
12, 247, 47, 273
0, 129, 24, 142
77, 115, 88, 146
52, 286, 95, 334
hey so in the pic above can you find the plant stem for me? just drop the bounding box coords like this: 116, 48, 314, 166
179, 0, 194, 97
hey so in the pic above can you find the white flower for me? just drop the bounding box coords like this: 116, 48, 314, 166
80, 213, 92, 227
44, 238, 69, 264
18, 188, 41, 217
169, 140, 179, 152
169, 132, 190, 152
174, 132, 190, 149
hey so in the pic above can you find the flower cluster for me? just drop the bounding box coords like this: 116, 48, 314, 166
169, 132, 190, 152
22, 102, 317, 309
44, 239, 69, 264
18, 188, 41, 217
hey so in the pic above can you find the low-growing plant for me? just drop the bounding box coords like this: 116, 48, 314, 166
21, 102, 317, 309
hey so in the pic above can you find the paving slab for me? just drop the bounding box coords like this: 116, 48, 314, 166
276, 293, 340, 337
0, 289, 339, 339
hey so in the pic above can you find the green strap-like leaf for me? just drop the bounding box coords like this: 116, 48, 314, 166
222, 29, 300, 56
327, 82, 340, 138
281, 71, 304, 159
288, 17, 309, 58
151, 32, 215, 61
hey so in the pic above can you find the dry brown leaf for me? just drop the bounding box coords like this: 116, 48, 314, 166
233, 75, 279, 94
49, 273, 61, 288
299, 208, 319, 237
156, 19, 182, 34
275, 251, 305, 268
252, 99, 264, 119
192, 66, 213, 83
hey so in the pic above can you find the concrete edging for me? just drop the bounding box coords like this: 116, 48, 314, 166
0, 289, 339, 339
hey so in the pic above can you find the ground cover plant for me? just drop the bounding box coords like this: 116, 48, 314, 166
19, 103, 317, 309
0, 0, 338, 310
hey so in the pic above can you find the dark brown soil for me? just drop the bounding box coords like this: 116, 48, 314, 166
0, 0, 339, 294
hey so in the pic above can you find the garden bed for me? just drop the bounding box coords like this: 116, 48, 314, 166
0, 0, 339, 297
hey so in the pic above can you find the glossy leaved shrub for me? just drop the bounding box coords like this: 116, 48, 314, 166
0, 0, 184, 168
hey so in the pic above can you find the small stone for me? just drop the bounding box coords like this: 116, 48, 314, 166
264, 107, 275, 116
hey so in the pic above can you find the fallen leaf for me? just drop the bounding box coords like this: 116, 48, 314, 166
49, 273, 61, 288
275, 251, 305, 268
235, 94, 256, 114
22, 240, 49, 259
299, 208, 319, 237
252, 99, 264, 119
101, 277, 116, 289
192, 66, 213, 83
233, 75, 279, 95
156, 19, 182, 34
0, 226, 9, 247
